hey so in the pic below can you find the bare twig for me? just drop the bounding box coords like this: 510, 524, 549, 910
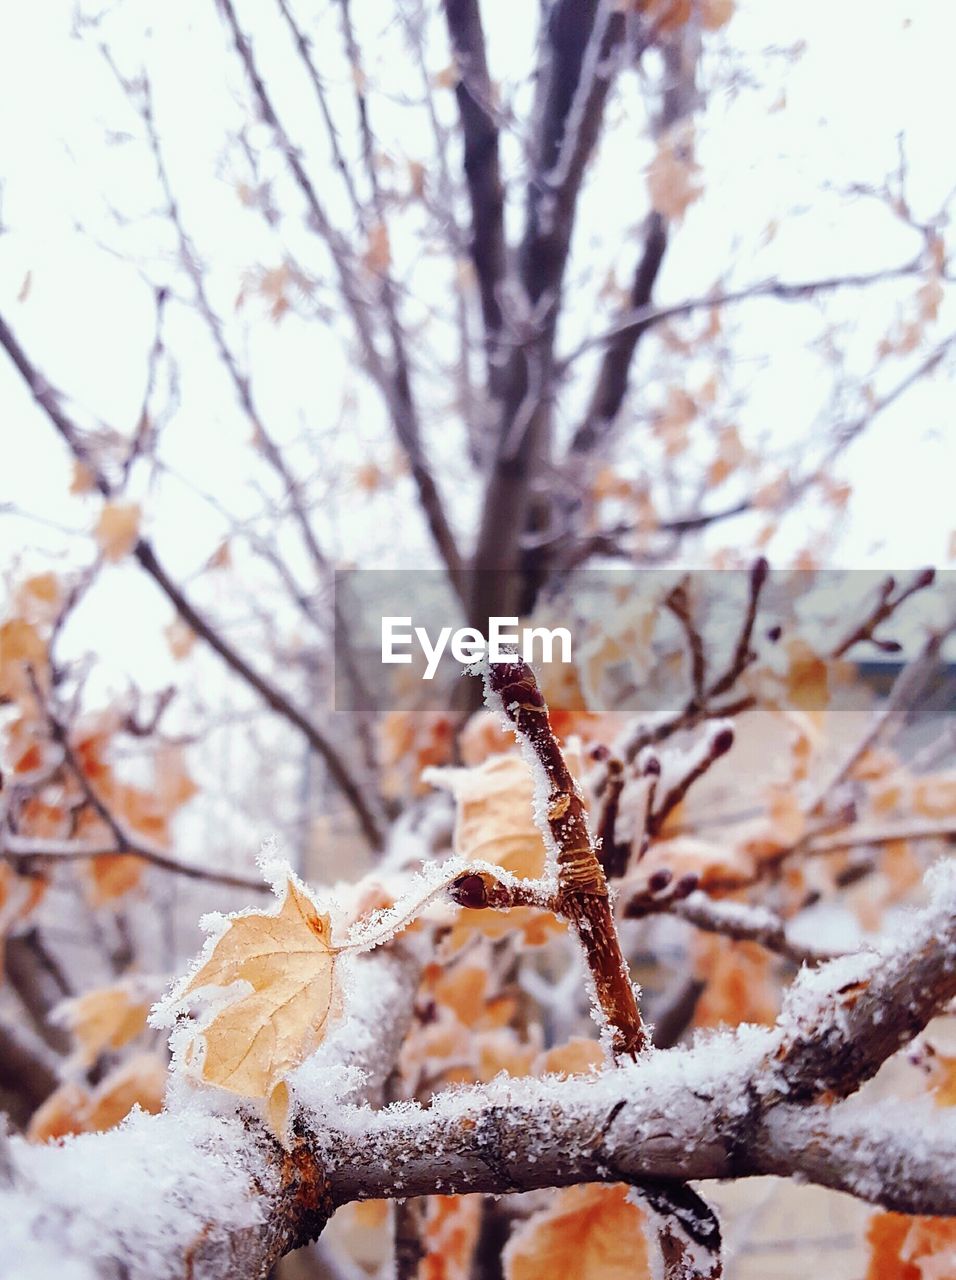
443, 0, 507, 388
625, 559, 767, 762
215, 0, 465, 599
0, 311, 383, 848
482, 657, 649, 1059
559, 254, 934, 371
671, 892, 836, 966
830, 568, 936, 659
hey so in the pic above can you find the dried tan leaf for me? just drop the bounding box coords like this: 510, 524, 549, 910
504, 1185, 649, 1280
17, 573, 61, 623
27, 1054, 166, 1142
420, 1195, 482, 1280
636, 0, 691, 33
363, 221, 391, 275
538, 1037, 603, 1077
0, 617, 47, 701
786, 639, 829, 711
155, 744, 199, 812
866, 1212, 956, 1279
87, 853, 145, 905
429, 754, 564, 949
693, 934, 779, 1028
85, 1053, 166, 1131
27, 1082, 90, 1143
433, 754, 547, 880
165, 616, 197, 661
913, 772, 956, 819
94, 502, 141, 563
184, 879, 340, 1120
205, 540, 232, 571
58, 983, 151, 1067
646, 125, 701, 220
700, 0, 734, 30
633, 835, 754, 895
69, 460, 97, 495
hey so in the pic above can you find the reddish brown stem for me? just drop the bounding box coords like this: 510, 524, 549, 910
485, 659, 649, 1059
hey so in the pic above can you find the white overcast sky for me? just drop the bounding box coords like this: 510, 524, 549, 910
0, 0, 954, 685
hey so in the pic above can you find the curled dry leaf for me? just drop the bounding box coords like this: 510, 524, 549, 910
165, 617, 197, 661
538, 1036, 604, 1077
866, 1212, 956, 1280
85, 1053, 167, 1132
700, 0, 735, 30
428, 753, 563, 949
16, 572, 62, 624
419, 1195, 482, 1280
785, 639, 829, 711
504, 1184, 649, 1280
646, 125, 701, 221
87, 853, 145, 906
692, 934, 780, 1029
458, 709, 511, 767
56, 983, 151, 1068
636, 0, 691, 34
632, 835, 755, 896
28, 1053, 166, 1143
182, 879, 340, 1132
27, 1081, 90, 1144
436, 753, 548, 879
0, 617, 47, 701
94, 502, 141, 563
363, 221, 391, 275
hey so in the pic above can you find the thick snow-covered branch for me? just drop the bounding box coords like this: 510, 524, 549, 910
0, 942, 422, 1280
3, 865, 955, 1278
770, 860, 956, 1101
6, 1031, 956, 1279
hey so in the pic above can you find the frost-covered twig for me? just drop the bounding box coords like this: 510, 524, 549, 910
670, 892, 836, 967
769, 861, 956, 1102
801, 617, 955, 824
830, 568, 936, 659
624, 559, 767, 762
483, 658, 649, 1059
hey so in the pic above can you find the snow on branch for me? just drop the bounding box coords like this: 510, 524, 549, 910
770, 859, 956, 1101
2, 861, 954, 1277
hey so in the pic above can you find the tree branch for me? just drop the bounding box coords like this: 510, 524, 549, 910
669, 891, 836, 966
469, 0, 627, 624
5, 868, 956, 1273
0, 312, 383, 849
443, 0, 507, 384
215, 0, 465, 599
483, 657, 649, 1058
559, 254, 933, 371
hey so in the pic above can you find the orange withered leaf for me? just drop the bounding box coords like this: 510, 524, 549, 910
866, 1212, 956, 1280
165, 617, 197, 661
28, 1054, 166, 1142
85, 1053, 166, 1131
504, 1185, 650, 1280
0, 617, 47, 701
88, 854, 145, 905
94, 502, 141, 562
183, 878, 340, 1126
646, 125, 701, 221
69, 460, 97, 495
57, 983, 151, 1067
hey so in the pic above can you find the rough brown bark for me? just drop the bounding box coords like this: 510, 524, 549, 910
486, 658, 648, 1058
